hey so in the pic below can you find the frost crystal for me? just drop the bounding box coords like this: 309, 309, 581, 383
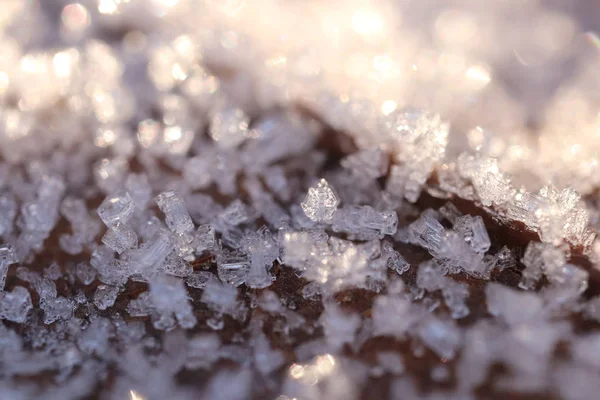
149, 276, 197, 330
156, 191, 194, 235
97, 192, 135, 227
0, 245, 17, 291
94, 285, 120, 310
1, 2, 600, 398
332, 205, 398, 239
101, 223, 138, 254
0, 286, 32, 323
301, 179, 340, 223
453, 215, 490, 254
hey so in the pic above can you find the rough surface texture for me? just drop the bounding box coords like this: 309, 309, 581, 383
2, 1, 600, 400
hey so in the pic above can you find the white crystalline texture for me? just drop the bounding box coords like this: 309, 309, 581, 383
156, 191, 194, 235
0, 286, 32, 323
209, 104, 250, 149
408, 212, 445, 254
457, 154, 514, 207
183, 156, 213, 190
162, 253, 193, 277
442, 281, 470, 319
186, 333, 222, 369
41, 296, 75, 324
217, 254, 249, 287
201, 279, 239, 315
131, 229, 174, 272
301, 179, 340, 223
0, 245, 17, 291
417, 261, 470, 318
253, 332, 286, 376
519, 241, 566, 290
94, 157, 128, 194
381, 242, 410, 275
217, 199, 254, 227
417, 317, 463, 360
381, 109, 449, 202
149, 276, 197, 329
244, 176, 291, 229
453, 215, 490, 254
242, 110, 320, 170
186, 271, 215, 289
93, 284, 120, 310
332, 205, 398, 239
97, 191, 135, 227
372, 294, 421, 337
0, 194, 17, 236
341, 148, 389, 181
21, 175, 65, 235
125, 173, 152, 209
75, 263, 96, 285
486, 282, 544, 326
487, 246, 516, 271
544, 263, 588, 304
434, 230, 486, 277
127, 292, 152, 317
243, 227, 279, 289
194, 224, 217, 254
320, 304, 360, 350
416, 261, 446, 291
438, 202, 462, 224
101, 222, 138, 254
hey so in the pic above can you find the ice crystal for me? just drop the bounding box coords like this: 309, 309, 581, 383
301, 179, 340, 223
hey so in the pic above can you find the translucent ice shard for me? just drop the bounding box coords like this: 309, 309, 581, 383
101, 222, 138, 254
243, 227, 279, 289
156, 191, 194, 235
194, 224, 217, 254
332, 205, 398, 239
408, 211, 445, 254
0, 286, 32, 323
380, 109, 449, 202
41, 296, 75, 324
93, 284, 120, 310
453, 215, 490, 254
0, 245, 17, 291
97, 191, 135, 227
130, 229, 174, 274
301, 179, 340, 223
217, 257, 249, 287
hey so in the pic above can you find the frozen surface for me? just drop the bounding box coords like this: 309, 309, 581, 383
0, 1, 600, 399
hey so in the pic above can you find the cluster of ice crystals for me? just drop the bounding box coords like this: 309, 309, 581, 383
2, 1, 600, 398
332, 205, 398, 240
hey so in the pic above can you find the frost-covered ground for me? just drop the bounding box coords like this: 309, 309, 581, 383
2, 1, 600, 399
